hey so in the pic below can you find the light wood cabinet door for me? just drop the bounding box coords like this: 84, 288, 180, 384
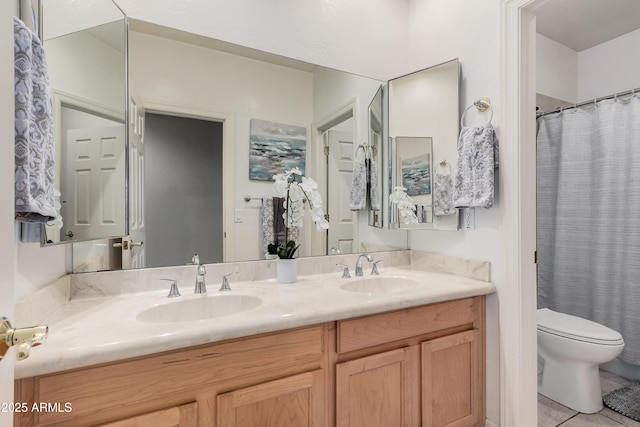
217, 370, 325, 427
422, 329, 483, 427
98, 402, 197, 427
336, 347, 417, 427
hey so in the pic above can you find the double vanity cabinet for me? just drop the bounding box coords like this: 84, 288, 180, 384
14, 296, 485, 427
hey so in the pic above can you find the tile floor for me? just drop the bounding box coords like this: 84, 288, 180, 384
538, 371, 640, 427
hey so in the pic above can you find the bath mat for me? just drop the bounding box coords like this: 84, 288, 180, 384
603, 380, 640, 422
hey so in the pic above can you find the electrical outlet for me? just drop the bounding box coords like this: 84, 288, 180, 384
463, 208, 475, 230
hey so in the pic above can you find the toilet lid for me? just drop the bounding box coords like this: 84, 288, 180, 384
537, 308, 624, 345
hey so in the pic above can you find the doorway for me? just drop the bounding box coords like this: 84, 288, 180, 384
144, 113, 224, 267
325, 117, 357, 255
315, 105, 358, 256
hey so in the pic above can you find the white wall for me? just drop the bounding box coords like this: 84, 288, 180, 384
45, 31, 125, 113
536, 34, 578, 103
129, 31, 314, 261
578, 28, 640, 102
406, 0, 503, 424
537, 29, 640, 104
114, 0, 408, 82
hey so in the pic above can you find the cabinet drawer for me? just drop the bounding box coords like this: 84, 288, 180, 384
337, 298, 478, 353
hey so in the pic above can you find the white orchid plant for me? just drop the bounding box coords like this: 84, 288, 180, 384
390, 186, 418, 225
271, 167, 329, 259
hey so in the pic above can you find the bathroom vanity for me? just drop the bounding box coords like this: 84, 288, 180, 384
13, 253, 494, 426
15, 297, 484, 427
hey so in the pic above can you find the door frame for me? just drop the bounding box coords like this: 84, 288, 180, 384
1, 1, 16, 420
142, 101, 235, 262
500, 0, 540, 425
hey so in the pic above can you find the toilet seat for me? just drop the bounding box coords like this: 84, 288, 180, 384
537, 308, 624, 346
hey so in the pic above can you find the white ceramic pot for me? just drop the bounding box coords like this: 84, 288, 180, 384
277, 258, 297, 284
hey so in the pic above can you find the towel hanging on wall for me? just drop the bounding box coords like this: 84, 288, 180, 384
14, 17, 56, 223
453, 98, 499, 209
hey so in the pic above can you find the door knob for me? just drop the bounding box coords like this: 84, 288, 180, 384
0, 317, 48, 361
130, 240, 144, 247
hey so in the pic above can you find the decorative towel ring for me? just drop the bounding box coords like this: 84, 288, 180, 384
460, 97, 493, 127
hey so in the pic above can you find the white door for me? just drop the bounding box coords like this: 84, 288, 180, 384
62, 125, 126, 241
122, 92, 146, 269
327, 130, 357, 254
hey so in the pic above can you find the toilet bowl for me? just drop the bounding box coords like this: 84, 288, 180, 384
537, 308, 625, 414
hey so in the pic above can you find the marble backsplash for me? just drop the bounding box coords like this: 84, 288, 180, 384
15, 250, 491, 326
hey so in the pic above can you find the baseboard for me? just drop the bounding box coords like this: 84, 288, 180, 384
484, 417, 499, 427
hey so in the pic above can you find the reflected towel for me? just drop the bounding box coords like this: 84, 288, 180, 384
369, 158, 381, 211
453, 124, 499, 209
14, 17, 56, 223
260, 197, 299, 256
350, 159, 367, 210
434, 173, 455, 216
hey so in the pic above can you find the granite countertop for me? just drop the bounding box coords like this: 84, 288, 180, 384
15, 261, 495, 379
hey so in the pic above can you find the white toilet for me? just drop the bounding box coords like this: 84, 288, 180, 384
537, 308, 625, 414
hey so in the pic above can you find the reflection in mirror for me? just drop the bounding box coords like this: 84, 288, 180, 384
388, 59, 460, 230
391, 137, 434, 228
68, 20, 409, 272
368, 85, 384, 228
42, 0, 127, 245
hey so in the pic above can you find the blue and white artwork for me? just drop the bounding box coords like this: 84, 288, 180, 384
402, 153, 431, 196
249, 119, 307, 181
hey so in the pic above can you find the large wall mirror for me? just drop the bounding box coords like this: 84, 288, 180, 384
42, 0, 127, 245
42, 5, 461, 273
388, 59, 460, 230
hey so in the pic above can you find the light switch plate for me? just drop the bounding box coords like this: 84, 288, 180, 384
234, 209, 243, 223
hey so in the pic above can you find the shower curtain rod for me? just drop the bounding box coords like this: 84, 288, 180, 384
537, 87, 640, 118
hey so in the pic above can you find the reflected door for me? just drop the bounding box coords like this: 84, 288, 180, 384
124, 91, 146, 269
62, 125, 126, 241
327, 130, 356, 254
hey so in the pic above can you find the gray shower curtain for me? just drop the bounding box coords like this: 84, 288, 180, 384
537, 95, 640, 365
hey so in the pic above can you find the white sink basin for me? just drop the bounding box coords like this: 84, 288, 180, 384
340, 276, 421, 294
137, 294, 262, 323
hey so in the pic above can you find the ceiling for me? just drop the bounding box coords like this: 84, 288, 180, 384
535, 0, 640, 51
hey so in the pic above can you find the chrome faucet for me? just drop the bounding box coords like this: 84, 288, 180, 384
220, 272, 238, 292
192, 254, 207, 294
355, 253, 373, 276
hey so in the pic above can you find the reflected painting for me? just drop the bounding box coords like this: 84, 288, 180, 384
249, 119, 307, 181
401, 153, 431, 196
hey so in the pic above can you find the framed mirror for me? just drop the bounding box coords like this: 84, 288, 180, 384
41, 0, 127, 245
368, 85, 384, 228
67, 20, 410, 272
388, 59, 460, 230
